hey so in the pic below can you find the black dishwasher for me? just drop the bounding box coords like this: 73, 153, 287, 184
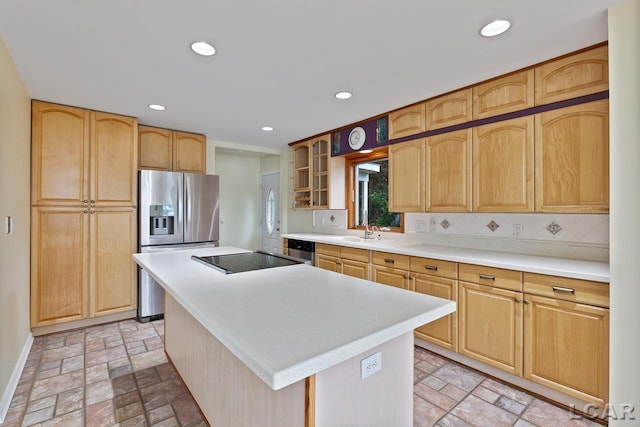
287, 239, 316, 266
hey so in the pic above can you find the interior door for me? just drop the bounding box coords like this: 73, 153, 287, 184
260, 172, 280, 253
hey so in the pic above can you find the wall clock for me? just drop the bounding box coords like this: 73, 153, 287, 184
348, 126, 366, 151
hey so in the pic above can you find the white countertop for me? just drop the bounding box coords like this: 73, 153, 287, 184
133, 246, 455, 390
283, 233, 610, 283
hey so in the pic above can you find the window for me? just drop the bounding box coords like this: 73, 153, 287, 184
347, 151, 402, 231
266, 188, 275, 234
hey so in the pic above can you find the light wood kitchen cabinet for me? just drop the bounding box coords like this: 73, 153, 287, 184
90, 207, 137, 317
173, 131, 206, 173
31, 208, 138, 329
372, 251, 410, 290
31, 207, 89, 326
91, 111, 138, 206
388, 103, 426, 139
315, 243, 370, 280
389, 139, 425, 212
535, 45, 608, 105
292, 141, 311, 208
426, 88, 472, 130
311, 136, 330, 208
534, 99, 609, 212
292, 134, 334, 209
458, 281, 523, 376
138, 126, 173, 170
32, 101, 138, 207
472, 116, 534, 212
139, 126, 207, 174
31, 102, 89, 206
31, 100, 138, 328
473, 69, 534, 119
425, 129, 472, 212
411, 257, 458, 352
458, 263, 523, 375
523, 273, 609, 407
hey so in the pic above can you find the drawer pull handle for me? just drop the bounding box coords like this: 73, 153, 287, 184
384, 258, 395, 264
424, 265, 438, 271
479, 274, 495, 280
552, 286, 575, 294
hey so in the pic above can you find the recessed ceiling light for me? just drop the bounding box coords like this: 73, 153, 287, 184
261, 126, 274, 132
335, 91, 353, 100
190, 41, 216, 56
480, 19, 511, 37
148, 104, 166, 111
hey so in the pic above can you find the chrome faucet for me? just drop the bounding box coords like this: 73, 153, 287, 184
363, 210, 377, 239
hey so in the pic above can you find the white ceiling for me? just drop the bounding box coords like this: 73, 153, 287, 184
0, 0, 622, 152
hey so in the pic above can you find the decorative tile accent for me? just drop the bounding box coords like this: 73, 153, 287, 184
546, 221, 563, 235
487, 220, 500, 232
329, 215, 335, 222
440, 219, 451, 230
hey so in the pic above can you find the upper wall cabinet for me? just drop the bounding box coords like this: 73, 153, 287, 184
32, 101, 138, 207
426, 89, 472, 130
388, 103, 426, 139
535, 45, 608, 105
139, 126, 207, 174
534, 99, 609, 212
389, 139, 425, 212
425, 129, 472, 212
173, 131, 207, 173
473, 116, 534, 212
473, 70, 535, 119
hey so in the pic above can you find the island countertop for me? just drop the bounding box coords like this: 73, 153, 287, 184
133, 246, 455, 391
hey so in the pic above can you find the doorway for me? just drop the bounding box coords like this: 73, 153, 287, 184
260, 172, 280, 253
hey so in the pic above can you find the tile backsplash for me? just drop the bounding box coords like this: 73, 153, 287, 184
311, 210, 609, 261
404, 212, 609, 246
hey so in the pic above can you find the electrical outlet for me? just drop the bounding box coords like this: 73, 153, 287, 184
513, 224, 523, 238
415, 220, 426, 233
361, 351, 382, 380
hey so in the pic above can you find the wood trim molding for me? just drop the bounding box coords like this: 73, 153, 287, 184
305, 375, 316, 427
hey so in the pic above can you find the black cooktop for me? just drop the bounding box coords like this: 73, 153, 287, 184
191, 251, 304, 274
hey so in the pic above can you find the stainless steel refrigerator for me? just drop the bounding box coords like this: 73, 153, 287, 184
138, 170, 220, 321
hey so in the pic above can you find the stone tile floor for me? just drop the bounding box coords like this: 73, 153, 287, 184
1, 319, 603, 427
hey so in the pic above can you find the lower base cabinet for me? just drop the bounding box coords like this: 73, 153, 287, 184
31, 206, 137, 327
315, 243, 370, 280
458, 282, 523, 376
312, 242, 610, 409
524, 294, 609, 406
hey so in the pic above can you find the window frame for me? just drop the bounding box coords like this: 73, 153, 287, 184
344, 148, 404, 233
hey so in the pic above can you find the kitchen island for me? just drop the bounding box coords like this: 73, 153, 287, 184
133, 246, 455, 427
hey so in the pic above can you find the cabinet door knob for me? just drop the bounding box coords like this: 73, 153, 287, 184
83, 199, 88, 204
83, 210, 88, 214
515, 297, 521, 303
524, 299, 530, 305
90, 210, 95, 214
90, 200, 96, 204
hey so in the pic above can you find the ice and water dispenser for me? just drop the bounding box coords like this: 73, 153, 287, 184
149, 205, 175, 236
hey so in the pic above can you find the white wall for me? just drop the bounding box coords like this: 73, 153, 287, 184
260, 155, 280, 174
214, 152, 261, 250
0, 35, 31, 419
609, 1, 640, 425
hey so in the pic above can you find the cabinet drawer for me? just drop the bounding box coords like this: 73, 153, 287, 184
372, 251, 410, 270
341, 246, 369, 263
524, 273, 609, 308
316, 243, 341, 257
410, 257, 457, 279
459, 263, 522, 291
